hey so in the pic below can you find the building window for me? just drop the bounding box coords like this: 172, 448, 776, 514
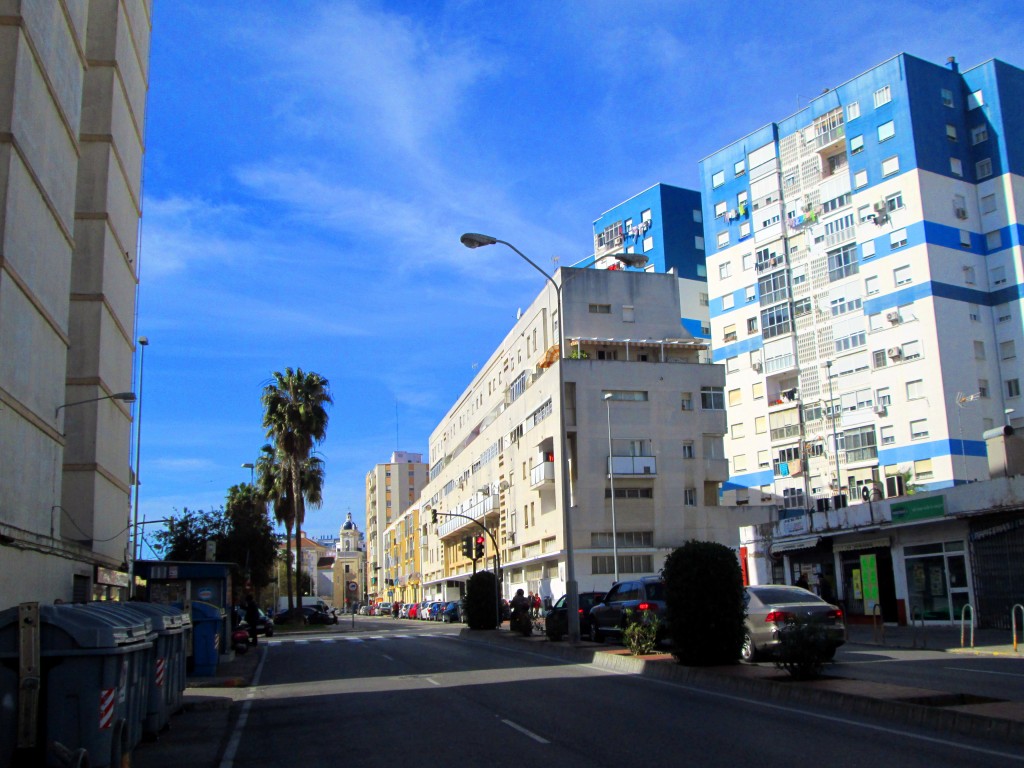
914, 459, 933, 479
793, 297, 812, 317
747, 317, 758, 333
681, 392, 693, 411
717, 231, 730, 248
643, 236, 654, 252
881, 156, 900, 177
945, 124, 957, 141
589, 304, 611, 314
903, 340, 922, 360
723, 294, 734, 309
891, 229, 909, 250
760, 304, 792, 339
847, 101, 860, 120
715, 201, 728, 218
969, 303, 981, 321
682, 441, 694, 459
850, 134, 864, 154
693, 209, 702, 223
894, 265, 912, 285
1000, 340, 1016, 360
695, 235, 705, 250
979, 379, 989, 398
886, 191, 904, 211
877, 120, 895, 142
971, 125, 989, 144
1008, 379, 1021, 399
735, 159, 745, 176
605, 390, 648, 401
968, 89, 984, 110
834, 329, 867, 353
730, 422, 745, 439
960, 230, 972, 248
865, 275, 879, 296
997, 304, 1012, 323
712, 170, 725, 188
854, 170, 868, 189
881, 426, 895, 445
986, 231, 1002, 251
980, 194, 997, 214
827, 243, 859, 282
701, 387, 725, 410
950, 157, 963, 177
906, 379, 924, 400
963, 265, 975, 285
755, 415, 767, 434
976, 158, 993, 179
941, 88, 954, 108
862, 240, 876, 259
910, 419, 929, 440
991, 265, 1007, 286
974, 341, 986, 360
874, 86, 891, 108
683, 488, 697, 506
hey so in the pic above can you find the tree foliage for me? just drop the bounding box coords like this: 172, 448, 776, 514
151, 507, 227, 562
663, 540, 746, 666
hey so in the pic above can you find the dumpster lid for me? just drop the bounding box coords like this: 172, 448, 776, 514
0, 604, 148, 650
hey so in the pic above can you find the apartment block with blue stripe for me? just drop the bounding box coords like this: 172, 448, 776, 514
586, 183, 711, 341
699, 54, 1024, 512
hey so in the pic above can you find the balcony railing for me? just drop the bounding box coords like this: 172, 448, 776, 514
813, 124, 845, 150
770, 424, 801, 441
824, 225, 856, 248
609, 456, 657, 476
844, 446, 879, 464
530, 461, 555, 488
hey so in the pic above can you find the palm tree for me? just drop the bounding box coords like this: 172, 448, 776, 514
261, 368, 332, 617
256, 443, 295, 612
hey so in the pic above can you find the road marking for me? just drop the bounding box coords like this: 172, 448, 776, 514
425, 677, 441, 686
945, 665, 1024, 678
381, 654, 394, 661
501, 719, 549, 744
219, 646, 269, 768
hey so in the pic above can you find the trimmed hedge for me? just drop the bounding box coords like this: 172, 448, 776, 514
663, 540, 745, 666
465, 570, 498, 630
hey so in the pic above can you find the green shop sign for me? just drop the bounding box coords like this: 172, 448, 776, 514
890, 495, 945, 523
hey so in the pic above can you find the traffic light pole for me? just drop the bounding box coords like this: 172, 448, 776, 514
429, 507, 503, 627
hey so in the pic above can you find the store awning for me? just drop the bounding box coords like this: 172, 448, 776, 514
834, 537, 890, 553
770, 536, 821, 554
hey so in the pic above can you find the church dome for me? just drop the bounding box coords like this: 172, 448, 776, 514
341, 511, 358, 532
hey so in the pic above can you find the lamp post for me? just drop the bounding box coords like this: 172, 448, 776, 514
825, 360, 841, 498
242, 462, 255, 485
131, 336, 149, 568
55, 391, 135, 420
603, 393, 619, 582
461, 232, 581, 642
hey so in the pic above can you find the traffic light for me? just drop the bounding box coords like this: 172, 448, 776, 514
431, 508, 438, 524
474, 535, 485, 560
461, 536, 472, 558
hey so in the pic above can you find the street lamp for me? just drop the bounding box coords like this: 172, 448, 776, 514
825, 360, 841, 498
604, 393, 619, 582
461, 232, 581, 643
55, 391, 135, 420
242, 462, 255, 484
131, 336, 149, 568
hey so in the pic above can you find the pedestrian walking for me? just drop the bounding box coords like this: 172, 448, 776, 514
244, 595, 260, 647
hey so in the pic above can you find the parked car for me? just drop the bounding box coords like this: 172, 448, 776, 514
358, 605, 371, 615
378, 602, 392, 617
274, 606, 338, 626
589, 576, 668, 644
398, 603, 410, 618
440, 601, 461, 623
544, 592, 605, 640
741, 585, 845, 662
233, 606, 274, 638
407, 602, 419, 619
419, 601, 432, 619
427, 601, 445, 620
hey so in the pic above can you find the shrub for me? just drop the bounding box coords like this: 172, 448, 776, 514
774, 620, 829, 679
663, 540, 745, 666
623, 609, 660, 656
464, 570, 498, 630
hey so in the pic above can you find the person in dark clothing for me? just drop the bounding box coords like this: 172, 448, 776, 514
244, 595, 260, 646
795, 573, 810, 590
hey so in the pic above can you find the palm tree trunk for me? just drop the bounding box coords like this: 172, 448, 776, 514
293, 457, 304, 619
284, 521, 294, 613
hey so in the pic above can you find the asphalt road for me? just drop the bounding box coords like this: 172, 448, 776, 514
222, 618, 1024, 768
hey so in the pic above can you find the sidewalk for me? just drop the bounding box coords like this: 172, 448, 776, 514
844, 621, 1020, 655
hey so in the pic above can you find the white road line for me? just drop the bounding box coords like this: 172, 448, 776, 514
945, 665, 1024, 678
381, 654, 394, 661
501, 719, 549, 744
425, 677, 441, 687
219, 646, 269, 768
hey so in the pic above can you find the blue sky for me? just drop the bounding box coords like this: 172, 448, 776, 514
136, 1, 1024, 549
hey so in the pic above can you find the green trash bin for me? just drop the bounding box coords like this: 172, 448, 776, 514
0, 602, 151, 768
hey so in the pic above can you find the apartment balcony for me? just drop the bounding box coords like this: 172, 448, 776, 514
841, 446, 879, 466
437, 494, 495, 538
755, 254, 787, 273
610, 455, 657, 476
530, 460, 555, 488
824, 225, 856, 249
703, 458, 729, 482
770, 424, 801, 442
767, 389, 800, 408
812, 124, 845, 152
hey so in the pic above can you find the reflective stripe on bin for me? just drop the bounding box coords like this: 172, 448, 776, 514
155, 657, 166, 687
100, 688, 115, 729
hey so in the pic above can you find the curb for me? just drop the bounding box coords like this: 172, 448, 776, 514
464, 629, 1024, 747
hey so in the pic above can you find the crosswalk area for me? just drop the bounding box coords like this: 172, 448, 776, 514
265, 633, 458, 646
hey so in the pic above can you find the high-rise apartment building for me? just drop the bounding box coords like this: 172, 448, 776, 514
364, 451, 427, 602
701, 54, 1024, 515
417, 266, 743, 604
0, 3, 151, 604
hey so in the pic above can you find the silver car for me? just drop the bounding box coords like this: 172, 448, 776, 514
741, 585, 845, 662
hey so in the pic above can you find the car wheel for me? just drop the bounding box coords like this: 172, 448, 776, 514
823, 645, 837, 661
265, 626, 273, 638
741, 632, 759, 663
592, 622, 604, 644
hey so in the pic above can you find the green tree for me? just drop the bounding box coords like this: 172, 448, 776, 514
151, 507, 227, 561
257, 443, 296, 613
262, 368, 332, 618
223, 482, 277, 599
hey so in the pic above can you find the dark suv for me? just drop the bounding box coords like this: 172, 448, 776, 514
544, 591, 605, 640
589, 576, 668, 644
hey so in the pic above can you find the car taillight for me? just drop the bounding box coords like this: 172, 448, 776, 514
828, 609, 844, 621
765, 610, 794, 623
637, 602, 657, 612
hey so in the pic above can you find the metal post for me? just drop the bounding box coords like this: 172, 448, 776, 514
130, 337, 148, 596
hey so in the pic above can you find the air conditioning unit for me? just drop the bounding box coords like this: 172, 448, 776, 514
887, 346, 903, 359
873, 404, 887, 415
752, 361, 763, 372
874, 199, 887, 213
886, 311, 901, 323
955, 207, 968, 220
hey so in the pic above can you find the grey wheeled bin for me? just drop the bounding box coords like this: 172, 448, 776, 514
0, 602, 151, 768
85, 603, 154, 751
129, 603, 189, 715
95, 603, 185, 737
188, 601, 225, 677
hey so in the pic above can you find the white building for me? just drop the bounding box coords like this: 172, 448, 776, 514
418, 265, 758, 603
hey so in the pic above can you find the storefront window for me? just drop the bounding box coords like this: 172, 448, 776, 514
904, 541, 969, 622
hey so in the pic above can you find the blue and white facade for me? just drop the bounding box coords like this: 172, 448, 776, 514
586, 183, 711, 341
701, 54, 1024, 514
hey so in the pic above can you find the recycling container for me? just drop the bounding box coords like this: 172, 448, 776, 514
188, 601, 225, 676
0, 602, 151, 768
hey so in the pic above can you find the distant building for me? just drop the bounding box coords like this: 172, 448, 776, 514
332, 512, 366, 608
0, 3, 151, 605
364, 452, 427, 602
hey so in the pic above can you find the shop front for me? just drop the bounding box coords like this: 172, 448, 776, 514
833, 538, 899, 623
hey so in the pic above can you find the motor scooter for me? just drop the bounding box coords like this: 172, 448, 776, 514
510, 606, 532, 636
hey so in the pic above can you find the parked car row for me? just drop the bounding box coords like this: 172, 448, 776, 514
543, 577, 846, 663
273, 605, 338, 626
374, 600, 463, 622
